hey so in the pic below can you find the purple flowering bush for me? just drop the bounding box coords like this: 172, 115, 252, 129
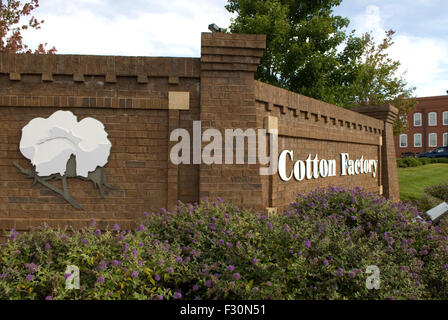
141, 188, 448, 299
283, 187, 448, 299
0, 223, 182, 300
1, 187, 448, 300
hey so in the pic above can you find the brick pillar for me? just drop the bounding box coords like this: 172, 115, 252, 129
167, 91, 190, 211
352, 104, 400, 200
200, 32, 266, 210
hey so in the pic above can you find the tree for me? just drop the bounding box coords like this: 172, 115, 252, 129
225, 0, 415, 134
0, 0, 56, 54
343, 30, 416, 134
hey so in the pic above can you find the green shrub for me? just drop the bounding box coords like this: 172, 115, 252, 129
403, 157, 421, 167
397, 159, 407, 168
398, 157, 448, 168
1, 188, 448, 300
437, 158, 448, 164
425, 183, 448, 202
418, 157, 431, 165
397, 157, 448, 168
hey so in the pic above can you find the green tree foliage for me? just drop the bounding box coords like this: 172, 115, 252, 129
344, 30, 416, 134
225, 0, 415, 133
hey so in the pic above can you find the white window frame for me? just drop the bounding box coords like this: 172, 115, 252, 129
399, 134, 407, 148
443, 111, 448, 126
428, 112, 437, 126
444, 133, 448, 147
429, 133, 437, 147
413, 133, 422, 148
413, 113, 422, 127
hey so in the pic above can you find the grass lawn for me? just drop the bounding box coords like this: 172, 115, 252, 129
398, 163, 448, 201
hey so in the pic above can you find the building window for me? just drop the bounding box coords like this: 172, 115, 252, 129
428, 112, 437, 126
400, 134, 407, 148
413, 113, 422, 127
414, 133, 422, 147
444, 133, 448, 147
429, 133, 437, 147
443, 111, 448, 125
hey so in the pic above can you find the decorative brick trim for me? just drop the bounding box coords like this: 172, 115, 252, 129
278, 123, 381, 146
0, 94, 169, 110
105, 73, 117, 83
168, 77, 179, 85
9, 72, 21, 81
255, 81, 384, 134
264, 115, 278, 134
137, 74, 148, 84
73, 73, 85, 82
42, 73, 54, 82
0, 53, 201, 78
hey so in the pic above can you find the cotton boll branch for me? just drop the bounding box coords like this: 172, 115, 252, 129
13, 155, 118, 210
17, 111, 116, 209
13, 161, 83, 210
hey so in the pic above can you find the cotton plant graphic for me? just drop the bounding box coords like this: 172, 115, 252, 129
14, 110, 117, 210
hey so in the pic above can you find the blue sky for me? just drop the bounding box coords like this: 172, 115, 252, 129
23, 0, 448, 98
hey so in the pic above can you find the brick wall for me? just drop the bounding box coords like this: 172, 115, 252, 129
0, 32, 400, 237
255, 82, 398, 210
199, 33, 266, 211
0, 54, 200, 233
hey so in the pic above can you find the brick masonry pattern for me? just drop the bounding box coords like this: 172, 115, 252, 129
0, 33, 399, 240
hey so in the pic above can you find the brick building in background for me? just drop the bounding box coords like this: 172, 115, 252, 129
395, 95, 448, 158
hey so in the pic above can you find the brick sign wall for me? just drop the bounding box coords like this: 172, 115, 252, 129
0, 55, 201, 236
0, 32, 399, 239
254, 82, 390, 211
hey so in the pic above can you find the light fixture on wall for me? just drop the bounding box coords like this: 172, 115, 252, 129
208, 23, 226, 33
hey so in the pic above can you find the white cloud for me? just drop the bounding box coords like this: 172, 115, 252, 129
351, 4, 448, 97
388, 35, 448, 96
22, 0, 232, 57
20, 1, 448, 97
353, 5, 384, 39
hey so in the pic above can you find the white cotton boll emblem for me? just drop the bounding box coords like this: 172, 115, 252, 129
19, 110, 112, 177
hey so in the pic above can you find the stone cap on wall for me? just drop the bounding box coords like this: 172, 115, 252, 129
201, 32, 266, 72
0, 54, 200, 79
351, 104, 399, 124
255, 81, 385, 133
